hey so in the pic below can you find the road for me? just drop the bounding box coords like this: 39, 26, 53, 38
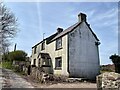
0, 68, 34, 88
0, 67, 97, 89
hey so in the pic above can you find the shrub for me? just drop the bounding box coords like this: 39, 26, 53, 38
2, 50, 27, 62
8, 50, 27, 61
110, 54, 120, 73
2, 61, 13, 69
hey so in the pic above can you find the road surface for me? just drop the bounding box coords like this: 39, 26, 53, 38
0, 68, 34, 88
0, 67, 97, 89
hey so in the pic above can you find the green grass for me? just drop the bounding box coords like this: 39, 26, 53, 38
0, 63, 2, 68
2, 61, 27, 77
2, 61, 13, 69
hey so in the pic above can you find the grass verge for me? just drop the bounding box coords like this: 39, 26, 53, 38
2, 61, 13, 69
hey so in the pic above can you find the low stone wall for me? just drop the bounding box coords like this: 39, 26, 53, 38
30, 67, 69, 83
31, 67, 50, 83
97, 72, 120, 90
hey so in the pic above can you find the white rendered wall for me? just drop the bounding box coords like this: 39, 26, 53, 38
68, 22, 100, 79
31, 35, 69, 76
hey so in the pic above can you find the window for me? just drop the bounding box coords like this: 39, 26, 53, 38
41, 41, 45, 50
33, 59, 36, 65
38, 59, 41, 67
56, 38, 62, 50
55, 57, 62, 70
34, 46, 37, 54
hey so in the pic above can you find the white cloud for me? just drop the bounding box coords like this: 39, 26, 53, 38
90, 8, 117, 23
36, 2, 43, 37
87, 10, 96, 19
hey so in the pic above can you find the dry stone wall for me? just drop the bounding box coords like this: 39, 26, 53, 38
97, 72, 120, 90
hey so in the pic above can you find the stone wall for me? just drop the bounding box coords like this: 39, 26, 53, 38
97, 72, 120, 90
31, 67, 50, 83
30, 66, 69, 83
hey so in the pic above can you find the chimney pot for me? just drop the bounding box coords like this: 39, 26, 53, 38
78, 13, 87, 22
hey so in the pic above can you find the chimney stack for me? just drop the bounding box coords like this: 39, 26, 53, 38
78, 13, 87, 22
57, 28, 63, 34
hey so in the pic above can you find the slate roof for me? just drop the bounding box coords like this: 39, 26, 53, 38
51, 22, 80, 41
32, 33, 57, 48
32, 21, 99, 48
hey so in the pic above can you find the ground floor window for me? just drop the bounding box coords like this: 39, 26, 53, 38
38, 59, 41, 67
33, 59, 36, 65
55, 57, 62, 70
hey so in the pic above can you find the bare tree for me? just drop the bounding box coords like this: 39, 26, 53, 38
0, 2, 18, 55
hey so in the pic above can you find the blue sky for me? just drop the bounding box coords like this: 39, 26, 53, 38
5, 2, 118, 65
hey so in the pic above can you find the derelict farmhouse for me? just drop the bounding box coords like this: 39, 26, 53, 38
31, 13, 100, 79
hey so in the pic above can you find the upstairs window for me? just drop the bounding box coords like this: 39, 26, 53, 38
41, 41, 45, 50
55, 57, 62, 70
56, 38, 62, 50
34, 46, 37, 54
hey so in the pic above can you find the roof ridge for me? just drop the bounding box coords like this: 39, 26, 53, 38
32, 21, 99, 48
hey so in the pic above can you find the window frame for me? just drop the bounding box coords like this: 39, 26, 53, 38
41, 41, 45, 50
34, 46, 37, 54
55, 57, 62, 70
33, 59, 36, 65
56, 37, 62, 50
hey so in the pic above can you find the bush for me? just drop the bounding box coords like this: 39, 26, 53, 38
8, 50, 27, 61
2, 53, 9, 61
2, 61, 13, 69
2, 50, 27, 62
2, 50, 27, 72
110, 54, 120, 73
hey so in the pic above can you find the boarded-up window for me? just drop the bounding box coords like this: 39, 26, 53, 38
56, 38, 62, 50
55, 57, 62, 70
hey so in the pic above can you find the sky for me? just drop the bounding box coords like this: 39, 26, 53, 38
4, 2, 118, 65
